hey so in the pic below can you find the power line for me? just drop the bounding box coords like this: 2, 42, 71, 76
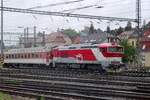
60, 4, 99, 13
28, 0, 85, 10
0, 7, 136, 22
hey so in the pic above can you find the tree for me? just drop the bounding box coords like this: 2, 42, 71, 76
120, 39, 137, 63
146, 21, 150, 29
106, 26, 111, 33
125, 21, 132, 31
116, 26, 123, 35
63, 29, 79, 38
89, 23, 95, 34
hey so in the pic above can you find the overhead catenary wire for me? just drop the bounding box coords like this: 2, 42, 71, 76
59, 4, 100, 13
28, 0, 85, 10
0, 7, 136, 22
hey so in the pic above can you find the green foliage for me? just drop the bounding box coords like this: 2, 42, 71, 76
63, 29, 79, 38
40, 96, 45, 100
120, 39, 137, 63
0, 92, 12, 100
5, 80, 22, 85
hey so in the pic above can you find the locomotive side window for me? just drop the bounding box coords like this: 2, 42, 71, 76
100, 48, 106, 52
81, 46, 97, 49
69, 47, 76, 49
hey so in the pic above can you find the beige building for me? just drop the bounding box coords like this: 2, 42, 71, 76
128, 37, 138, 47
141, 52, 150, 67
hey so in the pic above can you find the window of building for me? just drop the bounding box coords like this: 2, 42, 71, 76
132, 41, 134, 46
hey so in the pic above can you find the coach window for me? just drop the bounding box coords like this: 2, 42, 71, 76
11, 54, 13, 59
25, 54, 27, 58
12, 54, 14, 59
4, 55, 6, 59
39, 53, 42, 58
35, 53, 39, 58
6, 55, 8, 59
14, 54, 16, 59
15, 54, 17, 59
31, 53, 34, 58
28, 53, 30, 58
8, 54, 11, 59
18, 54, 20, 58
21, 54, 23, 58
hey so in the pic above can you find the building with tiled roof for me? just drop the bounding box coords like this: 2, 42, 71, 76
19, 31, 72, 48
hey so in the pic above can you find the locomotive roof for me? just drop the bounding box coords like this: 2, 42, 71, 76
55, 42, 121, 50
99, 43, 120, 47
4, 45, 55, 54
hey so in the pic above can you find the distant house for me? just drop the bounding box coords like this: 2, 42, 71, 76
118, 30, 135, 40
45, 32, 72, 46
72, 35, 81, 44
118, 30, 138, 47
143, 28, 150, 37
79, 31, 107, 44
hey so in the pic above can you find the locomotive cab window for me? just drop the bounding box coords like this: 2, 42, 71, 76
108, 47, 123, 53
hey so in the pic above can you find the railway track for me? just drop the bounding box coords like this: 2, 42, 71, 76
1, 73, 150, 86
0, 84, 110, 100
0, 68, 96, 78
1, 68, 150, 99
0, 77, 150, 100
1, 74, 150, 99
2, 67, 150, 77
1, 68, 150, 84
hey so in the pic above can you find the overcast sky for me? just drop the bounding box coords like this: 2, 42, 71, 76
1, 0, 150, 45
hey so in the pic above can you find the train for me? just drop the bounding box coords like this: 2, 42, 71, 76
2, 42, 125, 71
